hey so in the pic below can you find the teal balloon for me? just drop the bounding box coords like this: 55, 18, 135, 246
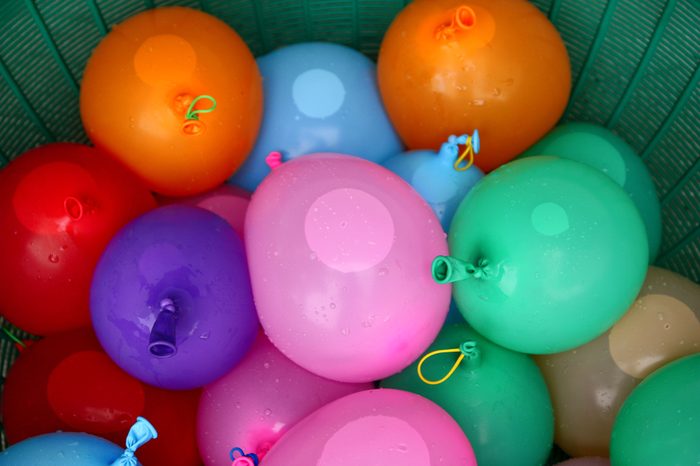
520, 123, 661, 261
611, 353, 700, 465
435, 156, 648, 354
381, 324, 554, 466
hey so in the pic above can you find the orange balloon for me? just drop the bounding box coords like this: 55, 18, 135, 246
81, 7, 263, 196
377, 0, 571, 172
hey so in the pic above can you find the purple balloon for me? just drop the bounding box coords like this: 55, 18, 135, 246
91, 205, 258, 389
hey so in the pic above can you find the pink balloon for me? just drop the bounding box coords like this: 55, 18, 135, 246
555, 458, 610, 466
246, 153, 450, 382
196, 331, 372, 466
158, 184, 250, 237
261, 388, 476, 466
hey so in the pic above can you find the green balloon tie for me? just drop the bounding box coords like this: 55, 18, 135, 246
185, 95, 217, 121
1, 327, 25, 349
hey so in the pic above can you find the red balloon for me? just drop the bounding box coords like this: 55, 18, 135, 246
0, 143, 156, 335
2, 328, 202, 466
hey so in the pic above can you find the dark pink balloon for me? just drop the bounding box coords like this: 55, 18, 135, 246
197, 332, 372, 465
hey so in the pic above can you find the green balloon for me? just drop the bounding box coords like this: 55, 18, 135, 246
381, 324, 554, 466
611, 353, 700, 465
520, 123, 661, 261
434, 156, 648, 354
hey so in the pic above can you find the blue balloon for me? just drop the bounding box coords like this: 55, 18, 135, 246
444, 299, 466, 326
229, 42, 403, 192
0, 417, 157, 466
382, 132, 483, 231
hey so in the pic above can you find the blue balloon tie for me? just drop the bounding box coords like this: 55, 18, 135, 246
110, 417, 158, 466
230, 447, 260, 465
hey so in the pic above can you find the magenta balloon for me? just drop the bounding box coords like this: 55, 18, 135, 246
164, 185, 250, 237
261, 388, 476, 466
197, 332, 371, 465
246, 153, 450, 382
555, 458, 610, 466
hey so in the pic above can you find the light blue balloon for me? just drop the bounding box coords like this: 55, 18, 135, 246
229, 42, 402, 192
0, 417, 157, 466
382, 132, 483, 231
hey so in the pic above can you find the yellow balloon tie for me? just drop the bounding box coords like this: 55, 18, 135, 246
453, 130, 480, 171
417, 348, 465, 385
417, 341, 479, 385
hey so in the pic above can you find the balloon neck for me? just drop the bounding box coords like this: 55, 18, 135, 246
148, 298, 178, 358
64, 196, 84, 220
230, 447, 260, 466
432, 255, 492, 283
265, 151, 284, 170
459, 340, 481, 367
435, 5, 476, 40
181, 94, 217, 136
416, 339, 480, 385
110, 416, 157, 466
437, 131, 480, 171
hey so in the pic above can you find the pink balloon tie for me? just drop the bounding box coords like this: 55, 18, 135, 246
265, 151, 283, 170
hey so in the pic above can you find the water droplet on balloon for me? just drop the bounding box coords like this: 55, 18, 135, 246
397, 444, 408, 453
199, 332, 210, 340
470, 98, 485, 106
378, 267, 389, 277
329, 302, 336, 309
264, 408, 272, 416
48, 254, 59, 263
263, 362, 271, 369
657, 312, 665, 321
340, 328, 350, 336
491, 88, 502, 96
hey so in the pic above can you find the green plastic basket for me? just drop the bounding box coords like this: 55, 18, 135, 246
0, 0, 698, 459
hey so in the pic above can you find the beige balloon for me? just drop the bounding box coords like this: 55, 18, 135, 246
534, 266, 700, 457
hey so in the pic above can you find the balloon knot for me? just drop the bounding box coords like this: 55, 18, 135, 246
182, 95, 216, 135
230, 447, 260, 466
435, 6, 477, 40
417, 340, 480, 385
110, 417, 157, 466
437, 130, 480, 171
265, 151, 284, 170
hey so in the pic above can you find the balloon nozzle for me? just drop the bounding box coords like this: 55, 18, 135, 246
110, 416, 157, 466
436, 5, 476, 40
265, 151, 284, 170
432, 255, 491, 283
148, 298, 178, 358
437, 130, 479, 171
433, 255, 468, 283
